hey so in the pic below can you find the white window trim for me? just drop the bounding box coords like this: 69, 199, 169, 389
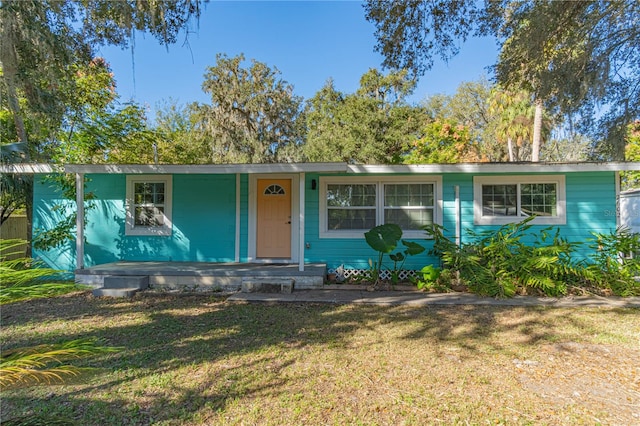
125, 175, 173, 236
473, 175, 566, 225
319, 175, 443, 239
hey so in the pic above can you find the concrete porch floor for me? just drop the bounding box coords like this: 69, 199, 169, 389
77, 261, 327, 292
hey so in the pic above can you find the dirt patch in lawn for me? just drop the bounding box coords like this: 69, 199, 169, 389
514, 341, 640, 424
1, 292, 639, 425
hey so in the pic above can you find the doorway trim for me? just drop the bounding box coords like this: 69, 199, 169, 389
248, 174, 299, 263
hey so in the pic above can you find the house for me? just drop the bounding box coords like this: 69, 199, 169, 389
6, 161, 640, 292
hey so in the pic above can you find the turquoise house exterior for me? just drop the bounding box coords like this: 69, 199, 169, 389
15, 161, 640, 285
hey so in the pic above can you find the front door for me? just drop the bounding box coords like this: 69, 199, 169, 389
256, 179, 292, 258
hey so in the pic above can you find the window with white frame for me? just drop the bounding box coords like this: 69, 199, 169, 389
320, 176, 442, 238
125, 175, 173, 236
473, 175, 566, 225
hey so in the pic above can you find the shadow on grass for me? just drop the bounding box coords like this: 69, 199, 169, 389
1, 292, 638, 425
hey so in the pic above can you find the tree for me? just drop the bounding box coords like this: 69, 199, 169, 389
487, 88, 536, 162
153, 99, 210, 164
493, 1, 639, 160
541, 135, 592, 163
364, 1, 482, 79
0, 0, 201, 149
422, 78, 500, 161
1, 1, 201, 256
303, 79, 349, 162
66, 103, 158, 164
0, 144, 31, 226
403, 119, 478, 164
364, 0, 640, 160
622, 121, 640, 190
47, 57, 158, 165
191, 54, 304, 164
304, 69, 427, 164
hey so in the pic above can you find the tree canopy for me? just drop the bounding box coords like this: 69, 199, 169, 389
191, 54, 305, 164
364, 0, 640, 160
303, 69, 427, 164
0, 0, 201, 151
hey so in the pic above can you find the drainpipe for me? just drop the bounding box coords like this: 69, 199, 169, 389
75, 172, 85, 270
299, 173, 305, 272
454, 185, 461, 247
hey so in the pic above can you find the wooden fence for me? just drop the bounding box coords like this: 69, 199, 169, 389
1, 215, 28, 259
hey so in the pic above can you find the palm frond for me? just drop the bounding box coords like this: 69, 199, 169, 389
0, 282, 87, 304
0, 338, 120, 390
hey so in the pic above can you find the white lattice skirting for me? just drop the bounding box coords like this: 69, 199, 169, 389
327, 267, 418, 282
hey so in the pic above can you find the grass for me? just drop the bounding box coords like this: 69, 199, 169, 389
1, 292, 639, 425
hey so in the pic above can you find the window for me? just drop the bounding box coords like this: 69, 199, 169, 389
126, 175, 173, 236
384, 183, 435, 230
327, 183, 376, 231
320, 176, 441, 238
473, 175, 565, 225
264, 184, 286, 195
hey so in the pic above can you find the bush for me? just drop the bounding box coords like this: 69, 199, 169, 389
424, 218, 640, 298
586, 228, 640, 296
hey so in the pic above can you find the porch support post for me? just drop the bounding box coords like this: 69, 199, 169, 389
615, 171, 621, 228
454, 185, 461, 247
75, 172, 85, 270
235, 173, 241, 262
299, 173, 305, 271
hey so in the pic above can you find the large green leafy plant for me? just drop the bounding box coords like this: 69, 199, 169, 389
364, 223, 425, 287
587, 228, 640, 296
425, 219, 640, 297
425, 218, 584, 297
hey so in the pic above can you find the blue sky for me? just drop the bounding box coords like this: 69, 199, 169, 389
98, 1, 499, 117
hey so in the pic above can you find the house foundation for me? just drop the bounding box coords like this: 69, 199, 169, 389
77, 261, 326, 293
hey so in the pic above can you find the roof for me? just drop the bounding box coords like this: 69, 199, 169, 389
347, 162, 640, 173
2, 161, 640, 174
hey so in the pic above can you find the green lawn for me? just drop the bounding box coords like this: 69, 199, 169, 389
1, 292, 639, 425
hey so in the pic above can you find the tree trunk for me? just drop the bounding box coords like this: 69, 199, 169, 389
609, 122, 627, 161
507, 137, 515, 162
531, 99, 544, 162
0, 5, 28, 144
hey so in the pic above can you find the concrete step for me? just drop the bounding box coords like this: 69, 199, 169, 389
241, 278, 294, 294
103, 275, 149, 289
92, 287, 141, 298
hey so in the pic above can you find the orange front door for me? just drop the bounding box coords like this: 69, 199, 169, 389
257, 179, 292, 258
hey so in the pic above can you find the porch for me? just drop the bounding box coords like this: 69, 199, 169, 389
77, 261, 328, 293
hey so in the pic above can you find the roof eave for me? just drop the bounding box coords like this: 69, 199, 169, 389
64, 162, 350, 174
347, 162, 640, 173
0, 163, 57, 174
3, 161, 640, 175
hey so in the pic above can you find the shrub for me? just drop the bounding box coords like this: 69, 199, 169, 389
412, 265, 451, 292
425, 218, 585, 297
587, 228, 640, 296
